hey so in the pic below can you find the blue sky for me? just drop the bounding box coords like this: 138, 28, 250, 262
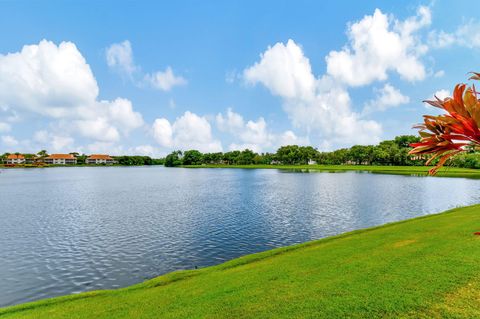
0, 0, 479, 156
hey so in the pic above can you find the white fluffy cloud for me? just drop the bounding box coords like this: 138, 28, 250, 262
326, 6, 430, 86
429, 21, 480, 49
106, 40, 137, 76
32, 130, 75, 152
145, 67, 187, 91
244, 39, 382, 146
244, 40, 315, 100
153, 111, 222, 152
129, 144, 157, 156
1, 135, 18, 147
216, 108, 273, 152
152, 118, 173, 147
0, 40, 144, 149
216, 108, 308, 152
106, 41, 187, 92
363, 84, 410, 114
432, 89, 450, 100
423, 89, 450, 112
0, 40, 98, 118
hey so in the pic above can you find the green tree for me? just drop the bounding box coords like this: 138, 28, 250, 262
237, 149, 256, 164
182, 150, 204, 165
348, 145, 373, 165
223, 151, 241, 164
37, 150, 48, 157
276, 145, 300, 164
1, 152, 10, 164
393, 135, 420, 148
164, 151, 183, 167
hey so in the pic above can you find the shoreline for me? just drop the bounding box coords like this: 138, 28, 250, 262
1, 204, 480, 318
182, 164, 480, 178
2, 164, 480, 178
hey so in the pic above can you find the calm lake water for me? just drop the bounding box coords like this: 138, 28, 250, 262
1, 166, 480, 307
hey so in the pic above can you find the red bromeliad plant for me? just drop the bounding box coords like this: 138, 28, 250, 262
409, 73, 480, 175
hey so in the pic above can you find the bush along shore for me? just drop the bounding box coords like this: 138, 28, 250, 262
1, 205, 480, 318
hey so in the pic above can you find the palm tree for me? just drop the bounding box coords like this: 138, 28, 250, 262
36, 150, 48, 164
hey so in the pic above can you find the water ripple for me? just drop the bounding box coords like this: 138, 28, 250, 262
0, 167, 479, 306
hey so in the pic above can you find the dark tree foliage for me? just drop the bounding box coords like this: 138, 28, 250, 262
164, 151, 183, 167
182, 150, 204, 165
115, 156, 157, 166
276, 145, 317, 165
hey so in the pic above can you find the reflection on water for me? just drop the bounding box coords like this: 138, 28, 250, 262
0, 166, 479, 307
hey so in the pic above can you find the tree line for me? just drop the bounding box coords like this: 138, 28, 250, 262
164, 135, 419, 167
164, 135, 480, 168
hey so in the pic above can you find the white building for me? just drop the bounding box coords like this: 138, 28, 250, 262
86, 154, 115, 165
5, 154, 26, 165
44, 154, 77, 165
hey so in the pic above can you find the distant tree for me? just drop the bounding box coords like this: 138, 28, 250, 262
253, 154, 263, 164
299, 146, 318, 164
223, 151, 241, 164
348, 145, 374, 165
1, 152, 10, 163
76, 154, 87, 165
394, 135, 420, 148
260, 152, 275, 164
236, 149, 256, 164
164, 151, 183, 167
203, 152, 223, 164
182, 150, 204, 165
37, 150, 48, 157
276, 145, 300, 164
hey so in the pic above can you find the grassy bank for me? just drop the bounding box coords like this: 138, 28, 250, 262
1, 205, 480, 318
183, 164, 480, 178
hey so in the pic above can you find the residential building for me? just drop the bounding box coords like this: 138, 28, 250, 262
5, 154, 26, 165
86, 154, 115, 165
44, 154, 77, 165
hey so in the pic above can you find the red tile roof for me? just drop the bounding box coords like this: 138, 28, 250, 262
45, 154, 75, 160
87, 154, 113, 160
7, 154, 25, 159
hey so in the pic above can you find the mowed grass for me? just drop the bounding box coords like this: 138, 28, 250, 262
182, 164, 480, 178
2, 205, 480, 318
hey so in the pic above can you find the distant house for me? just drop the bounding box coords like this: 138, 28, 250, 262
5, 154, 26, 165
410, 154, 427, 161
44, 154, 77, 165
86, 154, 115, 165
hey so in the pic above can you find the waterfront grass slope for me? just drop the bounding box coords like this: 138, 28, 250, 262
183, 164, 480, 178
1, 205, 480, 318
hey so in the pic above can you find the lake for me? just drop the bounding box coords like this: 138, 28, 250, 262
1, 166, 479, 307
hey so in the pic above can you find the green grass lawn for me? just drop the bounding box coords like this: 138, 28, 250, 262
1, 205, 480, 318
182, 164, 480, 178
